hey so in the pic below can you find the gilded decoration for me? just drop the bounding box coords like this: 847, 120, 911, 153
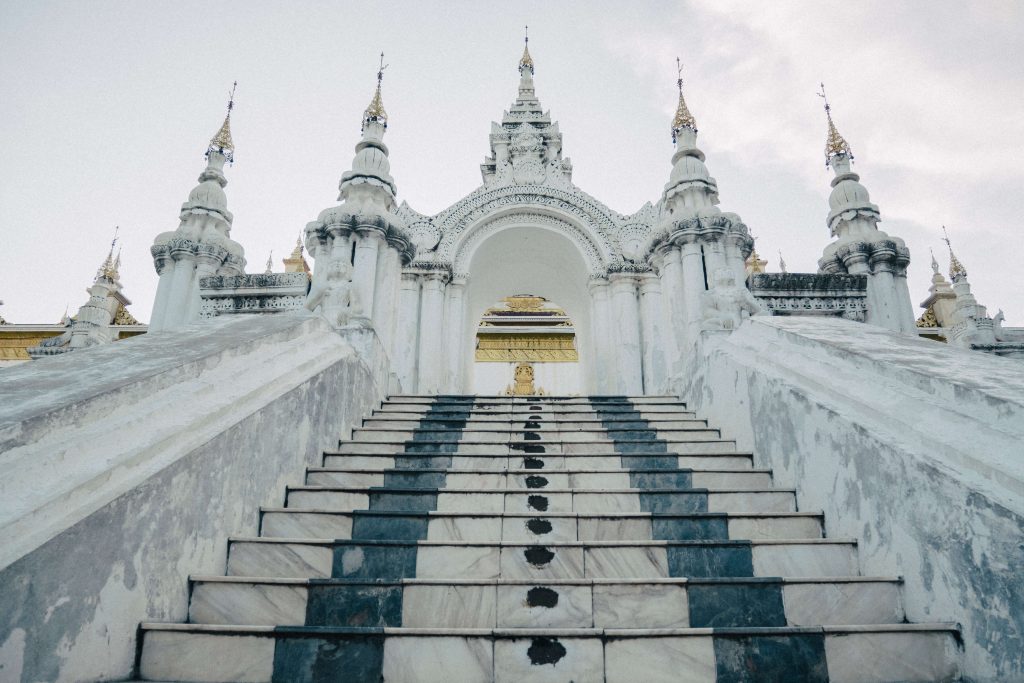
476, 333, 578, 362
916, 305, 938, 328
0, 331, 64, 360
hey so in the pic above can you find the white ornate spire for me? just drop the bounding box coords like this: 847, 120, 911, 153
338, 54, 398, 203
95, 227, 121, 282
662, 59, 718, 213
519, 25, 534, 74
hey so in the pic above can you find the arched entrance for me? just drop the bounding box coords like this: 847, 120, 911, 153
458, 224, 596, 394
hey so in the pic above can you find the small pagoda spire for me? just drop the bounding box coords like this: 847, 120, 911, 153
942, 226, 967, 282
930, 247, 941, 275
208, 81, 237, 163
363, 53, 388, 131
778, 250, 788, 273
519, 25, 534, 74
817, 83, 852, 166
671, 58, 697, 144
96, 227, 121, 281
264, 251, 274, 275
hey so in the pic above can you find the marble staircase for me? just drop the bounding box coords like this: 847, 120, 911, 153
138, 395, 961, 682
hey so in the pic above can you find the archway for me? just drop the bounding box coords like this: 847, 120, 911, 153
458, 224, 597, 394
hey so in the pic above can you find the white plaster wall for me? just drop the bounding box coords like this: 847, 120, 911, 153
0, 313, 389, 682
673, 316, 1024, 683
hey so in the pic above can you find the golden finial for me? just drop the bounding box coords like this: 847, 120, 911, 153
745, 248, 767, 276
817, 83, 852, 166
519, 25, 534, 73
671, 58, 697, 142
97, 227, 120, 281
363, 53, 388, 130
942, 226, 967, 281
208, 81, 237, 162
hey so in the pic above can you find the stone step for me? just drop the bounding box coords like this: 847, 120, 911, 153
385, 395, 686, 404
305, 467, 775, 490
373, 409, 700, 421
350, 428, 722, 443
138, 622, 961, 683
261, 508, 826, 542
259, 509, 825, 542
332, 439, 738, 455
363, 418, 709, 430
186, 575, 905, 629
224, 538, 859, 580
322, 452, 756, 470
284, 486, 797, 515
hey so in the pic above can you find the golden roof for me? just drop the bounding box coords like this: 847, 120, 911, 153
113, 303, 139, 325
209, 81, 237, 155
672, 89, 696, 135
824, 110, 851, 163
364, 82, 387, 123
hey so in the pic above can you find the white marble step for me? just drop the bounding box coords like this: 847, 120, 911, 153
224, 538, 859, 580
285, 486, 797, 514
363, 419, 708, 431
322, 453, 756, 470
373, 410, 700, 422
386, 395, 685, 404
381, 402, 690, 413
259, 509, 825, 542
186, 576, 905, 629
333, 440, 738, 455
138, 622, 961, 683
351, 429, 721, 443
305, 468, 774, 490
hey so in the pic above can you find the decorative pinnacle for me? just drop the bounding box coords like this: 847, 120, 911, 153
265, 251, 274, 275
290, 235, 304, 259
363, 53, 389, 130
671, 58, 697, 143
817, 83, 852, 166
930, 248, 941, 275
942, 226, 967, 281
778, 250, 788, 274
208, 81, 237, 162
97, 226, 121, 281
519, 25, 534, 73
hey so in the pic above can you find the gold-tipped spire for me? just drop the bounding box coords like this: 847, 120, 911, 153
208, 81, 237, 161
671, 58, 697, 143
96, 227, 120, 281
817, 83, 852, 166
363, 53, 388, 129
943, 226, 967, 281
519, 25, 534, 73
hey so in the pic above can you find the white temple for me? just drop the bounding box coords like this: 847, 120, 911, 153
1, 38, 1022, 683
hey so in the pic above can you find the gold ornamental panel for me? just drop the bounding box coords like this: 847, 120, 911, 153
475, 333, 578, 362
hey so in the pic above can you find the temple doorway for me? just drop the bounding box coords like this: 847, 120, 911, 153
470, 295, 582, 395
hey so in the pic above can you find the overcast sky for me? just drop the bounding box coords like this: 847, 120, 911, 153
1, 1, 1022, 325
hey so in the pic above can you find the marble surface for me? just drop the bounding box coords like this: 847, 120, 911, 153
287, 490, 368, 511
593, 583, 689, 628
605, 636, 715, 683
382, 636, 494, 683
708, 492, 795, 513
140, 631, 274, 682
500, 546, 586, 580
502, 515, 578, 543
189, 581, 307, 625
824, 631, 960, 682
260, 511, 353, 539
427, 516, 502, 542
585, 546, 669, 578
752, 543, 858, 577
496, 584, 592, 627
227, 542, 333, 578
494, 637, 604, 683
402, 584, 497, 628
727, 516, 822, 540
416, 546, 501, 579
784, 582, 902, 625
574, 492, 641, 513
436, 492, 505, 513
577, 517, 652, 542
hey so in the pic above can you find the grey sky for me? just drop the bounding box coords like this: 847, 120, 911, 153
1, 0, 1022, 325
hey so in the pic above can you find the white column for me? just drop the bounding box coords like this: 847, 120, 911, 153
149, 247, 174, 331
703, 237, 727, 279
610, 274, 643, 395
417, 272, 448, 394
680, 239, 705, 345
373, 243, 401, 356
894, 271, 916, 333
725, 235, 749, 287
588, 278, 613, 394
164, 244, 198, 329
639, 275, 668, 395
352, 229, 382, 324
395, 272, 422, 393
444, 279, 467, 393
657, 245, 686, 371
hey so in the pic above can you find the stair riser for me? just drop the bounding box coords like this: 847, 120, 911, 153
352, 429, 721, 443
333, 441, 738, 455
260, 512, 824, 543
285, 490, 796, 515
305, 471, 774, 490
225, 542, 858, 581
140, 629, 959, 683
364, 420, 707, 431
322, 454, 755, 470
375, 410, 698, 420
188, 580, 903, 629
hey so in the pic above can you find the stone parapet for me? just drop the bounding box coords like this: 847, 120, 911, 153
199, 272, 310, 317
